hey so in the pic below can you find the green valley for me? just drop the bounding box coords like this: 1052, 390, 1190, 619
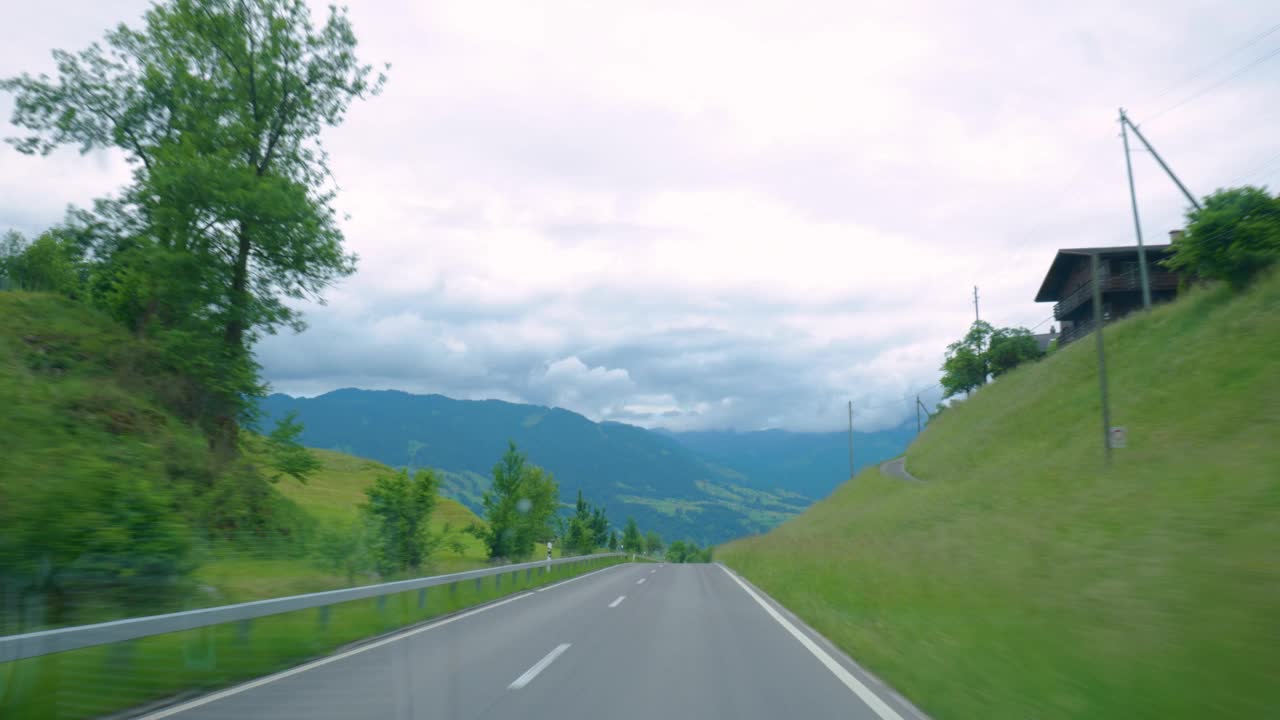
258, 392, 911, 545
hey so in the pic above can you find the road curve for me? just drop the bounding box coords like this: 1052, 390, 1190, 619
880, 456, 923, 482
137, 563, 927, 720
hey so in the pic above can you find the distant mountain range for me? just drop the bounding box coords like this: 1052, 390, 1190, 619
258, 389, 914, 545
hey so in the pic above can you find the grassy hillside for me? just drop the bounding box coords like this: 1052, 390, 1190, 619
0, 292, 493, 623
0, 292, 232, 627
197, 450, 489, 602
718, 272, 1280, 719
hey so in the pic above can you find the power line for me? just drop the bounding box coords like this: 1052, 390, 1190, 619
1143, 43, 1280, 124
1147, 22, 1280, 102
1226, 150, 1280, 186
1029, 314, 1057, 332
856, 382, 942, 413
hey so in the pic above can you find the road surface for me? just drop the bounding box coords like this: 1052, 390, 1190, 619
139, 563, 927, 720
880, 457, 922, 482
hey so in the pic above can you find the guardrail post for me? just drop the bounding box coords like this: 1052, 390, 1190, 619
376, 595, 388, 617
105, 637, 136, 674
474, 578, 483, 594
317, 605, 330, 630
418, 588, 427, 610
526, 568, 532, 584
235, 619, 252, 647
510, 570, 517, 588
496, 572, 502, 590
183, 627, 216, 671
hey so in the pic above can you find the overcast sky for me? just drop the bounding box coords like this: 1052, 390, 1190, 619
3, 1, 1277, 431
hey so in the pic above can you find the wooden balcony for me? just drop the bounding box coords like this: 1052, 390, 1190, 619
1053, 267, 1179, 320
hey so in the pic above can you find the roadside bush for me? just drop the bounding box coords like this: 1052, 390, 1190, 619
361, 469, 441, 575
313, 521, 377, 583
1166, 186, 1280, 290
0, 471, 195, 629
0, 230, 84, 296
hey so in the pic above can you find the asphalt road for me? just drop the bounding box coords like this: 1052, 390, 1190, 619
139, 563, 926, 720
880, 457, 923, 482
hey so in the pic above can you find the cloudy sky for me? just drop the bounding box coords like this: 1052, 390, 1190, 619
3, 1, 1277, 431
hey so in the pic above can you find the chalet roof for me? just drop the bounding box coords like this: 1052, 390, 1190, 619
1034, 244, 1173, 303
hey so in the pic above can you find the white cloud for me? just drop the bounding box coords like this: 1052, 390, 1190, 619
3, 0, 1278, 431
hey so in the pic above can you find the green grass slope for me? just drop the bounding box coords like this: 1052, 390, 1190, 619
0, 292, 492, 619
718, 273, 1280, 719
195, 450, 490, 602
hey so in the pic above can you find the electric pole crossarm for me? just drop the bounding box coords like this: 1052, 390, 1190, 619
1119, 110, 1203, 211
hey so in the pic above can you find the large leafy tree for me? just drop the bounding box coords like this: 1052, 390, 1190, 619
1165, 186, 1280, 290
2, 0, 385, 448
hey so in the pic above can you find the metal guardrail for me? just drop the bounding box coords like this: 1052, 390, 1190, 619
0, 552, 625, 663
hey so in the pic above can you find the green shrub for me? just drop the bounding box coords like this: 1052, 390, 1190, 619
1166, 186, 1280, 290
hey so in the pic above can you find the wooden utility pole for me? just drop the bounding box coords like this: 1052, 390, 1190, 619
847, 400, 855, 478
1091, 253, 1113, 465
973, 286, 980, 322
916, 394, 922, 434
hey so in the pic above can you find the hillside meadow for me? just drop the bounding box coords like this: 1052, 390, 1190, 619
718, 271, 1280, 719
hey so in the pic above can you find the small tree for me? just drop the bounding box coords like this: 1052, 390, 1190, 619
1, 231, 83, 295
941, 344, 985, 398
265, 411, 321, 484
1165, 186, 1280, 289
607, 530, 619, 552
478, 442, 559, 561
360, 468, 439, 576
622, 517, 643, 554
942, 320, 1043, 396
644, 531, 663, 556
665, 540, 687, 563
0, 230, 27, 290
987, 327, 1042, 377
590, 505, 609, 549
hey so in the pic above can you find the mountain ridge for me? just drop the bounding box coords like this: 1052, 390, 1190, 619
258, 388, 912, 544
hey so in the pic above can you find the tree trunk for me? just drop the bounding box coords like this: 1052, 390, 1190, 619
211, 223, 254, 456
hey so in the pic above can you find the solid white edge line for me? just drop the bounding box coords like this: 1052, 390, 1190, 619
140, 562, 625, 718
608, 595, 626, 608
135, 592, 531, 719
718, 565, 906, 720
508, 643, 571, 689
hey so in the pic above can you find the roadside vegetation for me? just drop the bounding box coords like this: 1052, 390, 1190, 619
0, 0, 388, 632
719, 261, 1280, 718
6, 554, 626, 720
940, 319, 1043, 399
